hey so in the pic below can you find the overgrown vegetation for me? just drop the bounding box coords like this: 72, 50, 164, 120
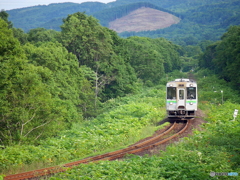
0, 9, 186, 149
49, 72, 240, 180
0, 85, 168, 174
0, 11, 189, 173
198, 25, 240, 91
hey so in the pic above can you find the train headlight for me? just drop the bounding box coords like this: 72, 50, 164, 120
190, 84, 193, 87
170, 84, 173, 87
190, 102, 193, 105
170, 102, 173, 105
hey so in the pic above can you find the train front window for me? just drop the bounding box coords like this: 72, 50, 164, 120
179, 90, 184, 100
167, 87, 176, 99
187, 87, 196, 99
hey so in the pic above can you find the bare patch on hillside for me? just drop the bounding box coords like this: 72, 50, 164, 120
109, 7, 181, 33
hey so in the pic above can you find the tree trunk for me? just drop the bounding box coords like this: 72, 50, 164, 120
95, 66, 98, 111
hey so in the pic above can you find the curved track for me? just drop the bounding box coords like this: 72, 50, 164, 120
5, 120, 190, 180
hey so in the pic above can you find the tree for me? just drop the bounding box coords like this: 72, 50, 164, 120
23, 41, 85, 120
120, 37, 164, 84
0, 19, 66, 146
0, 10, 13, 28
199, 25, 240, 90
27, 28, 59, 44
198, 42, 219, 70
215, 25, 240, 87
12, 28, 28, 45
60, 12, 135, 109
120, 37, 181, 84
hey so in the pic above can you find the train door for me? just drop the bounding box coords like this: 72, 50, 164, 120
178, 88, 185, 108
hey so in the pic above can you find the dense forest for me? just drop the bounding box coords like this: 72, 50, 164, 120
1, 7, 240, 146
119, 1, 240, 46
0, 11, 183, 146
198, 25, 240, 90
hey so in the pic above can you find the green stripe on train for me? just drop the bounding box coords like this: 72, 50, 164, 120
167, 101, 177, 103
187, 101, 197, 103
167, 101, 196, 103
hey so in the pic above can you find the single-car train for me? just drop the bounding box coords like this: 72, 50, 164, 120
166, 78, 197, 119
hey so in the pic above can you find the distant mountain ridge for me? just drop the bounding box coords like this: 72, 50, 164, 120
6, 2, 108, 31
5, 0, 240, 45
7, 0, 236, 32
6, 1, 180, 32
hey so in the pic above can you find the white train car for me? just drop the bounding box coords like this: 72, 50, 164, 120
166, 78, 197, 119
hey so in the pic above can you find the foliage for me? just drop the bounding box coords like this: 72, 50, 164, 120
0, 19, 67, 146
23, 42, 86, 122
0, 10, 181, 150
162, 70, 188, 84
5, 0, 240, 47
2, 4, 240, 178
182, 1, 240, 25
196, 71, 240, 104
12, 28, 28, 45
6, 2, 108, 32
118, 1, 239, 46
198, 25, 240, 91
0, 86, 167, 174
120, 37, 181, 84
49, 73, 240, 180
27, 28, 59, 44
119, 19, 226, 47
0, 10, 13, 28
60, 12, 137, 103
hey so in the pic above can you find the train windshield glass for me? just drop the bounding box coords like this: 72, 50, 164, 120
179, 90, 184, 100
187, 87, 196, 99
167, 87, 176, 99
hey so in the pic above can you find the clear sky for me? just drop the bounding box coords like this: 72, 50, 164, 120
1, 0, 116, 11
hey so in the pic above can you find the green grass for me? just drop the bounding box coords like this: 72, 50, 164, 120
49, 74, 240, 180
0, 85, 167, 175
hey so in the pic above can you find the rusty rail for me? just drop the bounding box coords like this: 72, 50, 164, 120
5, 120, 190, 180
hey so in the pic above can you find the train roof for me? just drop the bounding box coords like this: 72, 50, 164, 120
167, 78, 196, 83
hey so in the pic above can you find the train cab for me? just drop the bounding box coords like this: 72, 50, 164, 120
166, 78, 197, 119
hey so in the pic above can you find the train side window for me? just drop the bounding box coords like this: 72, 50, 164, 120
187, 87, 196, 99
167, 87, 176, 99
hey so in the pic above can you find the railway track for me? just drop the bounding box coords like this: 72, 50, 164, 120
4, 120, 190, 180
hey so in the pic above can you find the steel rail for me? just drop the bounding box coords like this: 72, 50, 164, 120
4, 121, 191, 180
103, 120, 189, 161
63, 121, 176, 168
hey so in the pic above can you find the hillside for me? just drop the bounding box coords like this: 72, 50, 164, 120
107, 0, 236, 12
119, 0, 240, 46
6, 2, 108, 31
5, 0, 240, 45
6, 0, 237, 32
109, 7, 180, 33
